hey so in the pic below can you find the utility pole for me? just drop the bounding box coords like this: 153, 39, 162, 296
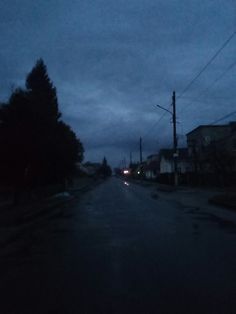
156, 91, 178, 186
172, 91, 178, 186
139, 137, 143, 164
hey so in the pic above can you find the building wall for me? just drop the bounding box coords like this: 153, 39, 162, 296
145, 170, 157, 179
160, 157, 173, 174
187, 126, 229, 155
178, 160, 192, 173
160, 157, 191, 174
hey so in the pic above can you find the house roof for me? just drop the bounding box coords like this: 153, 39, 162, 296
159, 149, 173, 159
159, 148, 189, 160
186, 124, 229, 136
143, 160, 159, 171
146, 153, 158, 159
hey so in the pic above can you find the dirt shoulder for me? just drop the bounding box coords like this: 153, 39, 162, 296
0, 177, 103, 258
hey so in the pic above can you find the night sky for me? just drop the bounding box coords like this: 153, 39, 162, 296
0, 0, 235, 166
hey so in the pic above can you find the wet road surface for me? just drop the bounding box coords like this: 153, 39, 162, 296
1, 177, 236, 313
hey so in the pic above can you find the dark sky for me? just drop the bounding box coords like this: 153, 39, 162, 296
0, 0, 235, 166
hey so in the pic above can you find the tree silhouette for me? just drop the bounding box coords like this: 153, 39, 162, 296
0, 59, 84, 203
0, 89, 31, 187
26, 59, 61, 123
99, 157, 112, 177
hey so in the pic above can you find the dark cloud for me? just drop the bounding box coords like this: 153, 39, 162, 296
0, 0, 236, 166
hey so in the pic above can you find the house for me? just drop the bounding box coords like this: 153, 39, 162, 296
219, 122, 236, 155
159, 148, 191, 174
143, 154, 159, 179
186, 121, 236, 185
210, 122, 236, 173
186, 124, 231, 159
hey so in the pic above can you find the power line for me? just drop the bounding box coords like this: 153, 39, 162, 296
210, 110, 236, 125
177, 30, 236, 99
132, 31, 236, 155
197, 59, 236, 98
128, 104, 171, 159
142, 106, 171, 140
182, 110, 236, 139
179, 57, 236, 116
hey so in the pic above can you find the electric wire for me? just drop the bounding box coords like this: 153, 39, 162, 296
199, 59, 236, 97
177, 30, 236, 100
179, 57, 236, 116
145, 31, 236, 145
209, 110, 236, 125
129, 30, 236, 160
142, 103, 173, 140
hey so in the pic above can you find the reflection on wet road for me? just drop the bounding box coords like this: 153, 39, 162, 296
1, 177, 236, 314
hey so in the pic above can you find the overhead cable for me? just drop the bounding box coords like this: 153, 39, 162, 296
177, 30, 236, 99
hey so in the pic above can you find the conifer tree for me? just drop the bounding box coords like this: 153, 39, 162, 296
0, 59, 84, 203
99, 157, 112, 177
26, 59, 61, 123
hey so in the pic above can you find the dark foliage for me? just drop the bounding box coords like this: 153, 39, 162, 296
0, 59, 84, 196
99, 157, 112, 177
26, 59, 61, 124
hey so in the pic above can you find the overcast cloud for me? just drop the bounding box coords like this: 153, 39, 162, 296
0, 0, 235, 166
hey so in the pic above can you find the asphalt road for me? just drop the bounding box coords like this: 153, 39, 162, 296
1, 177, 236, 314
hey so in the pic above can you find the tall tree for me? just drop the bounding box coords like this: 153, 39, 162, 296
24, 59, 83, 185
0, 89, 31, 186
26, 59, 61, 124
99, 157, 112, 177
0, 59, 84, 203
